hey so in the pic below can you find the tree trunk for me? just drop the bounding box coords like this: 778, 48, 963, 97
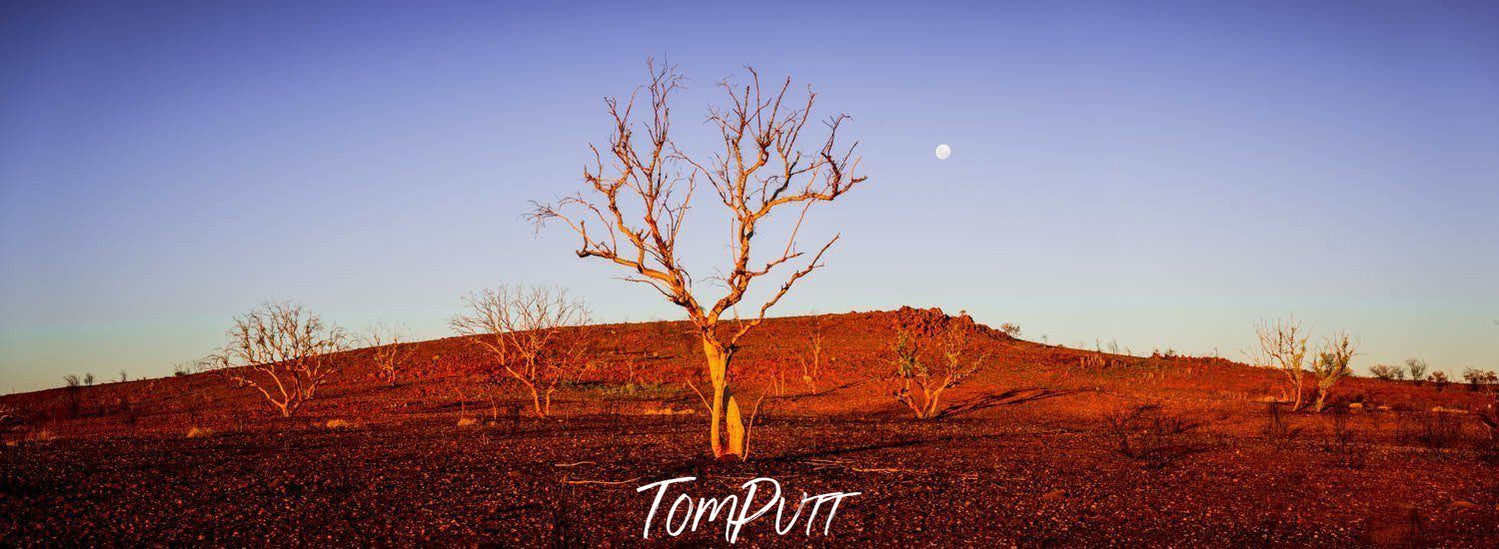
1290, 374, 1304, 411
703, 337, 745, 459
530, 385, 545, 418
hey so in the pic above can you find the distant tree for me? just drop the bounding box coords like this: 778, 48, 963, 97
118, 370, 128, 383
363, 324, 413, 388
529, 61, 867, 459
1310, 332, 1356, 413
61, 375, 83, 418
1429, 370, 1450, 391
1369, 364, 1402, 381
450, 285, 591, 418
83, 373, 94, 387
206, 302, 349, 418
1464, 368, 1498, 392
1255, 318, 1310, 411
884, 307, 986, 419
998, 323, 1022, 338
1404, 359, 1428, 385
797, 317, 826, 392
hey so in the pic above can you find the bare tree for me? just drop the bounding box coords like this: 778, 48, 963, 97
450, 285, 591, 418
1310, 332, 1356, 412
1254, 318, 1310, 411
797, 317, 826, 392
529, 61, 867, 459
364, 324, 413, 388
885, 307, 986, 419
998, 323, 1021, 338
207, 302, 349, 418
1462, 368, 1499, 392
1404, 358, 1428, 385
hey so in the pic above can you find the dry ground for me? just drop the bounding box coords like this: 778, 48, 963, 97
2, 310, 1497, 546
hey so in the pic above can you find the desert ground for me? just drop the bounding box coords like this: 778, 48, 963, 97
2, 310, 1497, 546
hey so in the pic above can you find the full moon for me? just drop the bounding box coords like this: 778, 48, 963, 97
935, 144, 951, 160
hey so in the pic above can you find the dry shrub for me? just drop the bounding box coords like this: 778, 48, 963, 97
1396, 411, 1462, 452
1262, 403, 1301, 444
1321, 409, 1369, 469
456, 417, 479, 427
883, 307, 986, 419
1101, 403, 1203, 469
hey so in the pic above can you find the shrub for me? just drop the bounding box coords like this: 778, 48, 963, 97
1102, 403, 1201, 469
1309, 333, 1356, 412
1404, 359, 1428, 384
1461, 368, 1497, 392
1253, 318, 1310, 411
450, 285, 592, 418
1397, 412, 1462, 451
1429, 371, 1449, 391
1369, 364, 1403, 381
998, 323, 1021, 338
205, 302, 350, 418
1262, 402, 1300, 443
883, 307, 986, 419
1321, 409, 1369, 469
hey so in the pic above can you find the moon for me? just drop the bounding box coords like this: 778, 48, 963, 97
935, 144, 951, 160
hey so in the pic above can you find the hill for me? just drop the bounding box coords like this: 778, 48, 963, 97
2, 309, 1496, 545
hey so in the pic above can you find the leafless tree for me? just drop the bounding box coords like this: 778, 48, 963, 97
797, 317, 826, 392
1254, 318, 1310, 411
529, 61, 867, 459
364, 324, 413, 388
207, 302, 350, 418
1404, 358, 1428, 385
885, 307, 986, 419
1310, 332, 1356, 413
1462, 368, 1498, 392
450, 285, 591, 418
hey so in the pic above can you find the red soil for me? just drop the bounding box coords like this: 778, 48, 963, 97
2, 309, 1496, 546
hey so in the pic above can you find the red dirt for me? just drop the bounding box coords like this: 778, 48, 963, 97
2, 309, 1497, 546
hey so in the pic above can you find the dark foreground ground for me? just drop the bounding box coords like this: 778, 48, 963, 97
5, 402, 1498, 546
2, 311, 1497, 546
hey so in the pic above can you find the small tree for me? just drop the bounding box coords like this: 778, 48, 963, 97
1429, 370, 1449, 391
1462, 368, 1498, 392
1404, 359, 1428, 385
998, 323, 1021, 338
207, 302, 349, 418
1310, 332, 1356, 413
364, 325, 413, 388
83, 373, 94, 386
1369, 364, 1402, 381
1255, 318, 1310, 411
797, 318, 826, 392
885, 307, 986, 419
450, 285, 591, 418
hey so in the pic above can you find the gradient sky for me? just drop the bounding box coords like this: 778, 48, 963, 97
2, 1, 1496, 392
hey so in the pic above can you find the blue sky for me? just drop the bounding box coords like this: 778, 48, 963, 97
2, 0, 1496, 392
